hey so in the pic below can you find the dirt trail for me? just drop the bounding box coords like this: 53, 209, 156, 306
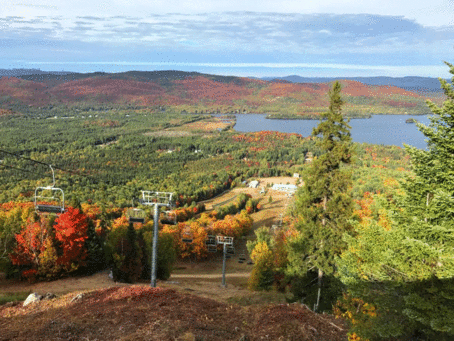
170, 273, 249, 279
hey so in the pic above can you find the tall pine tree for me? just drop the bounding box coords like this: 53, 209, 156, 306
338, 62, 454, 340
287, 81, 354, 311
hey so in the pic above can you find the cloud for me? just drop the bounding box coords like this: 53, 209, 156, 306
2, 12, 451, 53
1, 11, 453, 77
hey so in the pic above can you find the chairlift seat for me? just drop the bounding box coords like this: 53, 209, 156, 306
182, 238, 193, 243
226, 246, 235, 255
129, 217, 145, 224
36, 204, 65, 214
239, 254, 246, 261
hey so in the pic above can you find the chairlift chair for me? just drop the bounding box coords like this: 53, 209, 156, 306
34, 165, 65, 214
226, 245, 235, 255
205, 235, 217, 246
181, 230, 193, 243
160, 210, 177, 225
207, 244, 218, 253
127, 208, 146, 224
239, 253, 246, 261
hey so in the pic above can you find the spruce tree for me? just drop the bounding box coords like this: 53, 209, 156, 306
338, 62, 454, 339
287, 81, 354, 311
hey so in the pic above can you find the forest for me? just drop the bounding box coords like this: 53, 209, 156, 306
1, 63, 453, 340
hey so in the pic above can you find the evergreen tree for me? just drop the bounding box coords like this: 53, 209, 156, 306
287, 81, 354, 311
338, 62, 454, 340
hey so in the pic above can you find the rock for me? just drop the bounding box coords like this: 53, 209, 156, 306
70, 293, 85, 303
23, 293, 43, 307
43, 292, 56, 300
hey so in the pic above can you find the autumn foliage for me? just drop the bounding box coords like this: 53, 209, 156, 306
9, 207, 89, 280
53, 207, 89, 271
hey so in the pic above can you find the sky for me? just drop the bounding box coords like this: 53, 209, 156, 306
1, 0, 454, 78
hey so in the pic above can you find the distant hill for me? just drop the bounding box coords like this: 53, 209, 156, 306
0, 70, 444, 118
0, 68, 74, 77
262, 76, 451, 93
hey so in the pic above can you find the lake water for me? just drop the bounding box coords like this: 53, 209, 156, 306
233, 114, 432, 150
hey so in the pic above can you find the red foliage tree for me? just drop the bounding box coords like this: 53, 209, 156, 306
53, 207, 89, 271
10, 215, 50, 268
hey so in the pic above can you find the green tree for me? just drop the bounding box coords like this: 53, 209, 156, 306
338, 62, 454, 340
287, 81, 354, 311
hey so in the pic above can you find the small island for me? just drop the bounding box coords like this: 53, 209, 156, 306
406, 118, 418, 123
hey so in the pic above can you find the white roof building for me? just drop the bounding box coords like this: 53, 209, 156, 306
249, 180, 259, 188
272, 184, 297, 192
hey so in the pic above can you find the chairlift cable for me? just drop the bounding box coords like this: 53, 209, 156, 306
0, 164, 35, 173
0, 148, 94, 180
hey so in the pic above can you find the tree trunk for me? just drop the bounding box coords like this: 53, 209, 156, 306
314, 267, 323, 312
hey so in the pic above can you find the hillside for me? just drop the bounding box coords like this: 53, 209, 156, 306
263, 75, 451, 93
0, 285, 347, 341
0, 70, 441, 118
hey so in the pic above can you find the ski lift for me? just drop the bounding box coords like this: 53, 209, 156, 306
127, 208, 146, 224
34, 165, 65, 214
181, 230, 193, 243
127, 198, 146, 224
226, 245, 235, 255
160, 210, 177, 225
238, 253, 246, 263
207, 244, 218, 253
205, 235, 217, 246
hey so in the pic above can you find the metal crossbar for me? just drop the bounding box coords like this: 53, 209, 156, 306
140, 191, 174, 206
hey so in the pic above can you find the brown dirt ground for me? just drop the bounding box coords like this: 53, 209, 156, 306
0, 285, 347, 341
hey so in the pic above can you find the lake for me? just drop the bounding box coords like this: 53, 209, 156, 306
233, 114, 432, 150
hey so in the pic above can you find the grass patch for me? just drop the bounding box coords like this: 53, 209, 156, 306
0, 290, 31, 305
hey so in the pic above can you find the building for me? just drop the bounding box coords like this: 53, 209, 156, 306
271, 184, 297, 193
249, 180, 259, 188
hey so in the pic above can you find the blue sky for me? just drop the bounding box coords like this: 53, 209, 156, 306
1, 1, 454, 78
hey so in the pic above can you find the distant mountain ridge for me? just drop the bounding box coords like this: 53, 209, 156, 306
262, 76, 451, 93
0, 68, 74, 77
0, 69, 445, 118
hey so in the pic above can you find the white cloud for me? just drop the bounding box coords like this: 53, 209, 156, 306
3, 0, 454, 26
